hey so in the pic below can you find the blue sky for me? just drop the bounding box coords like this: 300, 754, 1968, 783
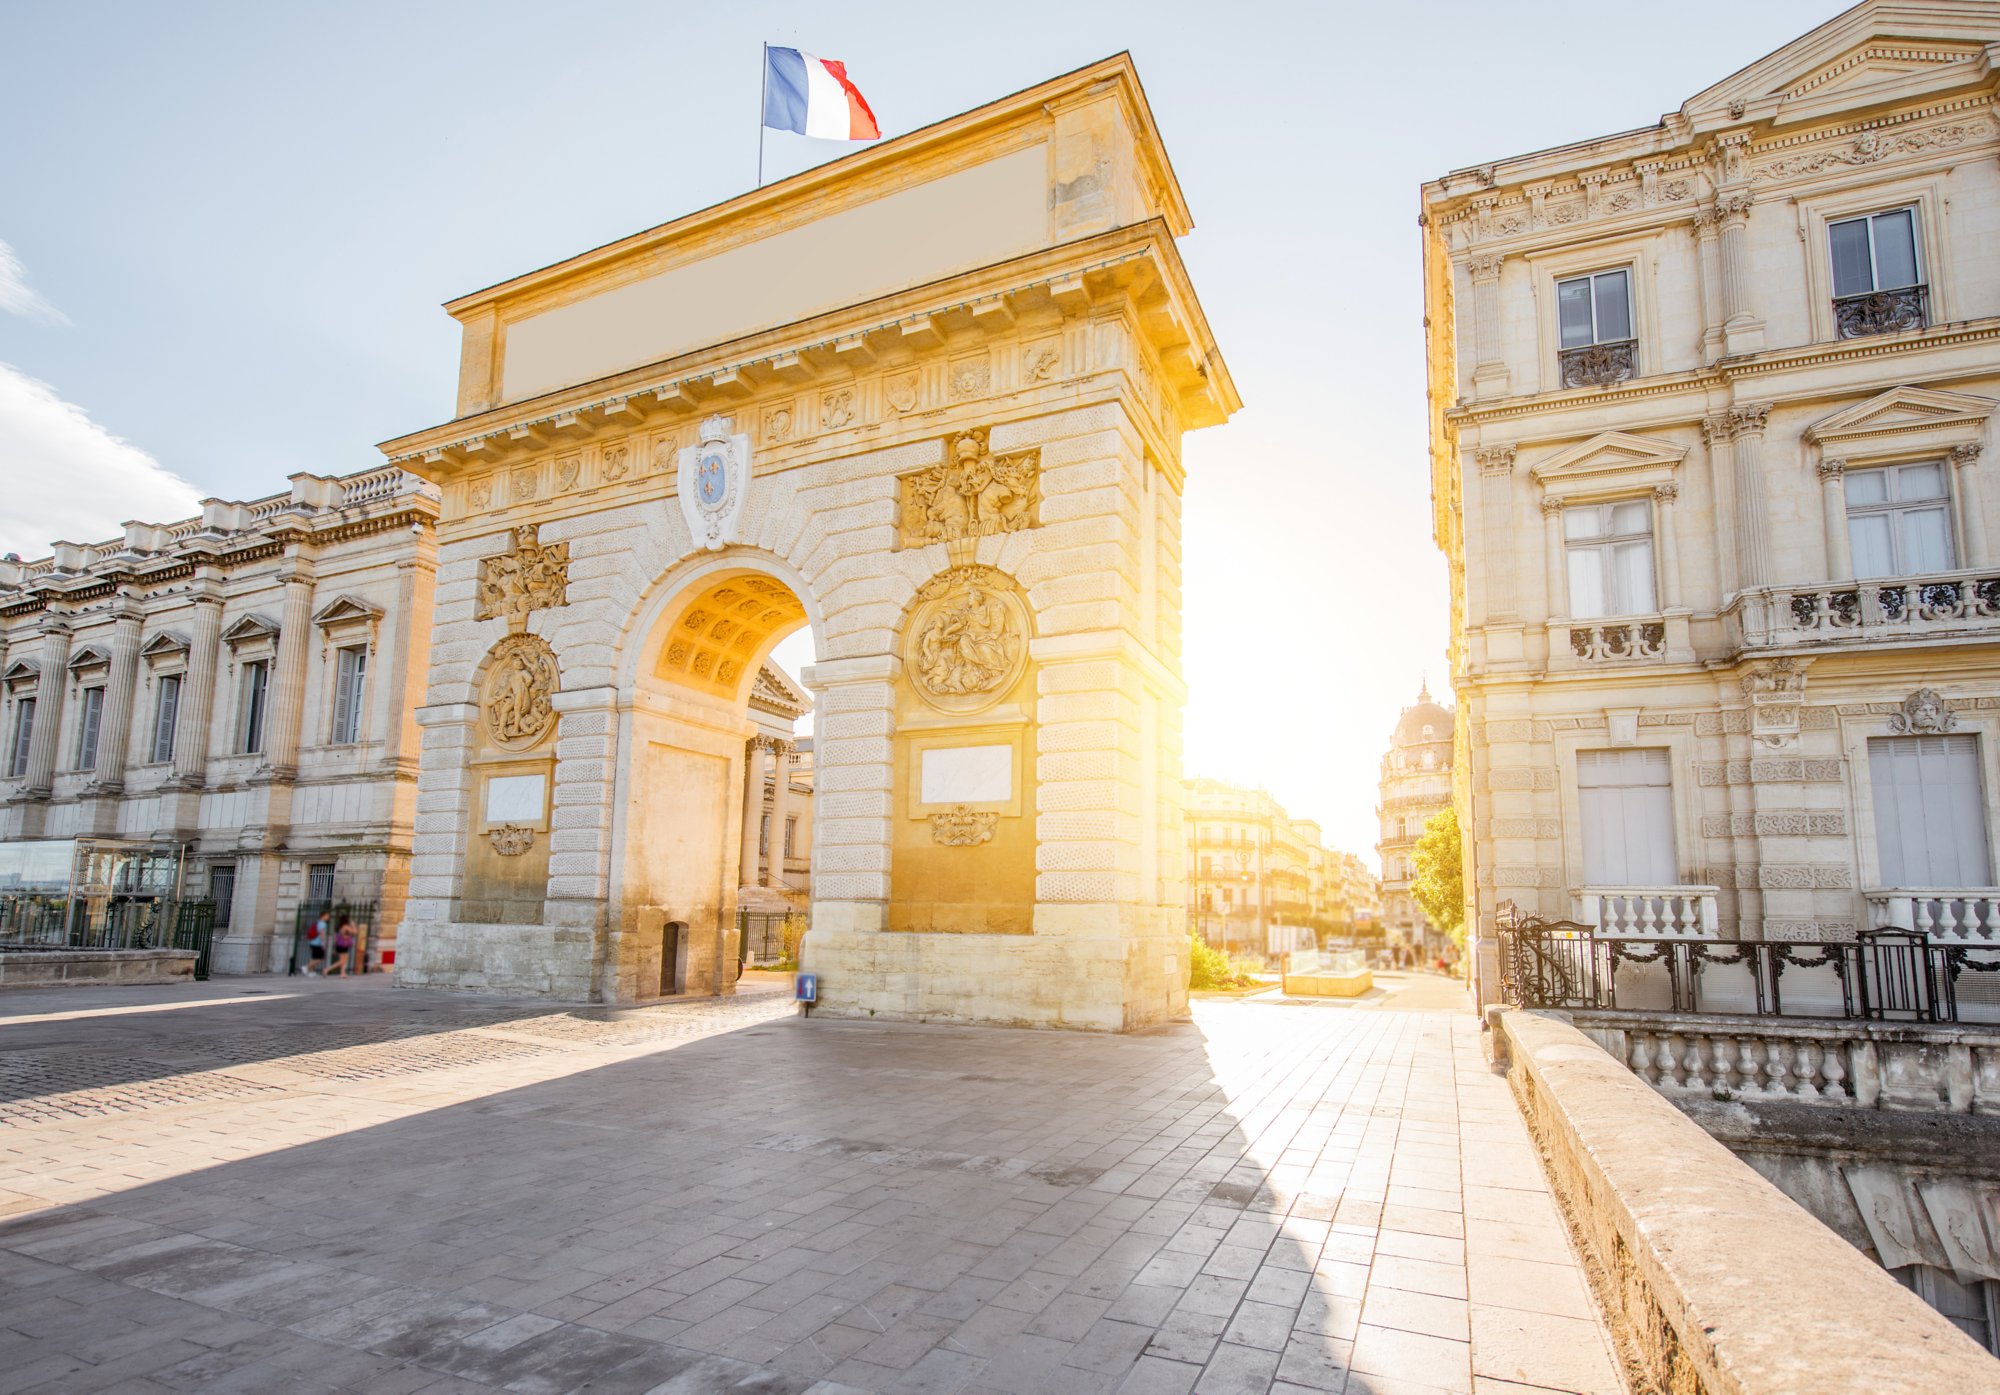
0, 0, 1841, 860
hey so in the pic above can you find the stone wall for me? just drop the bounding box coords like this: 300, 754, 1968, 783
0, 948, 196, 988
1491, 1006, 1999, 1393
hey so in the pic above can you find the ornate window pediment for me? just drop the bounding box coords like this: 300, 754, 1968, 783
1684, 18, 1987, 121
65, 644, 111, 674
1532, 431, 1687, 503
221, 613, 280, 649
1805, 386, 1994, 454
4, 658, 41, 689
748, 663, 812, 722
140, 632, 189, 666
313, 595, 384, 653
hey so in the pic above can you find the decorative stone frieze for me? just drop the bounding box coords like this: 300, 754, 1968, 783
930, 806, 998, 846
906, 566, 1028, 713
489, 824, 535, 857
896, 429, 1040, 550
476, 525, 569, 629
481, 634, 559, 752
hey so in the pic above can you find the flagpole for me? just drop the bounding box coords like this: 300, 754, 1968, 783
756, 42, 768, 188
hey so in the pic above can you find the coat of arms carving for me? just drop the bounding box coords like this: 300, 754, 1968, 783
896, 429, 1040, 550
930, 806, 999, 846
488, 824, 536, 857
480, 633, 560, 751
678, 415, 752, 551
1889, 688, 1957, 735
476, 525, 570, 631
906, 565, 1029, 713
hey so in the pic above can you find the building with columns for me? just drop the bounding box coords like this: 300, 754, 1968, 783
1377, 685, 1455, 961
0, 467, 439, 972
1423, 0, 2000, 1001
739, 664, 814, 911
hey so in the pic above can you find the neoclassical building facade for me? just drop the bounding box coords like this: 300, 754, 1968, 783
380, 56, 1237, 1028
1184, 776, 1374, 958
0, 467, 438, 972
1376, 685, 1455, 960
1423, 1, 2000, 1000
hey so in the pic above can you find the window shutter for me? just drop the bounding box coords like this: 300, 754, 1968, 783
153, 676, 181, 763
10, 699, 34, 776
77, 689, 103, 769
1870, 735, 1992, 887
333, 649, 358, 743
1578, 749, 1677, 885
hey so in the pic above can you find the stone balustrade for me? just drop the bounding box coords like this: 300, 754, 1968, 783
1578, 885, 1719, 938
1571, 1009, 2000, 1113
1866, 888, 2000, 945
1734, 567, 2000, 649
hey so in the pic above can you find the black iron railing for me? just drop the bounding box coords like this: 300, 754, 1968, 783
289, 900, 379, 974
738, 910, 804, 965
1558, 339, 1636, 389
0, 896, 215, 977
1833, 284, 1928, 338
1498, 915, 2000, 1023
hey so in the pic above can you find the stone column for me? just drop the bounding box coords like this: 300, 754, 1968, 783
1716, 192, 1763, 352
1818, 459, 1852, 581
739, 737, 765, 887
261, 562, 316, 777
1951, 445, 1988, 568
1468, 254, 1508, 398
1475, 447, 1517, 621
1728, 405, 1774, 590
766, 741, 794, 889
91, 605, 143, 791
1691, 209, 1726, 364
23, 620, 71, 797
170, 590, 224, 786
1654, 484, 1684, 609
1540, 497, 1566, 620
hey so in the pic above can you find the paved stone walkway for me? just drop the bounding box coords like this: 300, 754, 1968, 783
0, 974, 1623, 1394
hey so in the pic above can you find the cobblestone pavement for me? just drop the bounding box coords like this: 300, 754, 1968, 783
0, 974, 1622, 1395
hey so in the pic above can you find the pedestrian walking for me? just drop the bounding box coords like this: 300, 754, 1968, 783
303, 911, 330, 975
327, 916, 356, 976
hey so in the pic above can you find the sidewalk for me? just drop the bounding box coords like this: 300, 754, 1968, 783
0, 976, 1623, 1394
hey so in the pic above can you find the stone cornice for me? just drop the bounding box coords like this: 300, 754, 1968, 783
382, 222, 1234, 474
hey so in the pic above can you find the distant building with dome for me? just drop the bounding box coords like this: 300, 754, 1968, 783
1376, 684, 1455, 960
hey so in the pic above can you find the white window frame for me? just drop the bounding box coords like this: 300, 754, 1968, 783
1555, 268, 1635, 350
330, 645, 367, 746
73, 685, 105, 771
149, 674, 182, 765
237, 659, 270, 755
1843, 461, 1956, 579
1797, 177, 1949, 342
1563, 498, 1658, 620
1827, 206, 1923, 298
7, 698, 34, 778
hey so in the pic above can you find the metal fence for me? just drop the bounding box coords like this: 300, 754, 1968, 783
288, 900, 379, 975
738, 911, 803, 965
1498, 915, 2000, 1024
0, 896, 215, 980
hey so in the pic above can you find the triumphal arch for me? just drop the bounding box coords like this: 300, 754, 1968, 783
381, 56, 1237, 1029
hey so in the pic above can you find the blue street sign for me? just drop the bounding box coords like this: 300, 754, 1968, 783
795, 973, 817, 1003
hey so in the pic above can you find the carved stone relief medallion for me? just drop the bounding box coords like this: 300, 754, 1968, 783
1889, 688, 1957, 735
677, 414, 751, 551
602, 443, 630, 481
821, 388, 855, 431
885, 372, 919, 414
948, 358, 991, 401
480, 633, 560, 752
556, 457, 581, 491
895, 428, 1041, 550
930, 806, 998, 846
906, 565, 1029, 713
488, 824, 536, 857
476, 525, 571, 630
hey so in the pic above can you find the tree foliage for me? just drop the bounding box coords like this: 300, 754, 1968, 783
1410, 806, 1466, 947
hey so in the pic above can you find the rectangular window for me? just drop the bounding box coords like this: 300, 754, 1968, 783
1556, 269, 1632, 349
759, 813, 770, 859
7, 698, 33, 777
1870, 735, 1991, 886
150, 674, 182, 764
784, 816, 797, 859
331, 646, 367, 744
1578, 749, 1677, 885
1564, 500, 1656, 619
208, 863, 236, 930
307, 862, 336, 907
74, 686, 105, 770
1845, 463, 1954, 579
237, 660, 269, 754
1829, 208, 1920, 297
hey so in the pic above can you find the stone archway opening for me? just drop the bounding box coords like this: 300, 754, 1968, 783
609, 567, 815, 1002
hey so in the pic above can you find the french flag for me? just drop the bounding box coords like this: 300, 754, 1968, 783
763, 47, 881, 141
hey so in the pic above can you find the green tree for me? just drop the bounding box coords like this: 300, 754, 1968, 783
1410, 806, 1466, 948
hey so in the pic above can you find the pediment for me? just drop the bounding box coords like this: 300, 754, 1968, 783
139, 631, 189, 661
1531, 431, 1688, 490
2, 659, 38, 686
65, 644, 111, 672
312, 595, 384, 629
220, 612, 280, 646
1806, 386, 1996, 446
749, 662, 812, 719
1684, 4, 2000, 119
